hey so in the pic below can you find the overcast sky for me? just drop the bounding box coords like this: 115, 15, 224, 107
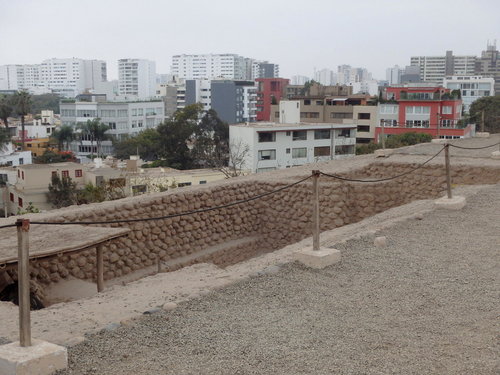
1, 0, 498, 80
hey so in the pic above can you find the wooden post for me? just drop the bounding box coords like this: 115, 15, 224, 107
157, 255, 161, 274
481, 110, 485, 133
312, 170, 320, 251
445, 144, 452, 199
16, 218, 31, 347
96, 244, 104, 292
380, 120, 386, 149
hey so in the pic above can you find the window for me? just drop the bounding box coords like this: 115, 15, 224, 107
380, 119, 398, 127
62, 170, 69, 178
258, 149, 276, 160
52, 171, 57, 178
108, 122, 116, 130
338, 129, 351, 137
131, 109, 137, 116
330, 112, 353, 119
199, 180, 207, 184
10, 193, 14, 202
303, 99, 311, 105
357, 113, 371, 120
292, 131, 307, 141
275, 112, 280, 118
442, 106, 452, 114
178, 182, 192, 187
314, 146, 330, 157
17, 170, 20, 178
75, 169, 82, 177
286, 148, 290, 154
286, 131, 291, 136
292, 148, 307, 158
258, 132, 276, 142
300, 112, 320, 119
314, 129, 330, 140
335, 145, 353, 155
18, 197, 23, 208
21, 171, 24, 179
357, 125, 370, 132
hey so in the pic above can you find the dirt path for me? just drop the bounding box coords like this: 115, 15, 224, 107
49, 183, 499, 374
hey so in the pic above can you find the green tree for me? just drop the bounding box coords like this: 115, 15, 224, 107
51, 125, 75, 151
34, 150, 76, 164
12, 90, 32, 148
468, 96, 500, 133
113, 128, 160, 160
0, 94, 13, 127
155, 104, 202, 169
191, 109, 229, 168
30, 94, 61, 114
47, 174, 78, 208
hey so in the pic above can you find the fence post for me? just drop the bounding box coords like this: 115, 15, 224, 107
96, 244, 104, 292
16, 218, 31, 347
312, 170, 320, 251
381, 120, 386, 149
444, 144, 452, 199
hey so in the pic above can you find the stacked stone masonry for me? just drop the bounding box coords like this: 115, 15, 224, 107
6, 162, 500, 290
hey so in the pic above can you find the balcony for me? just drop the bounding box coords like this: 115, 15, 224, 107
334, 137, 356, 146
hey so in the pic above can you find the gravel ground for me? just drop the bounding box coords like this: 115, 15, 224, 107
58, 184, 499, 375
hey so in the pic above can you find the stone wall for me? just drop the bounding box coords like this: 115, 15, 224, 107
6, 162, 500, 290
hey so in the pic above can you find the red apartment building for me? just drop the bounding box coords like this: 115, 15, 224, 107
256, 78, 289, 121
375, 85, 475, 141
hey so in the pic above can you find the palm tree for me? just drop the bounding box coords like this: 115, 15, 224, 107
51, 125, 75, 151
78, 118, 110, 158
0, 95, 13, 128
12, 90, 32, 149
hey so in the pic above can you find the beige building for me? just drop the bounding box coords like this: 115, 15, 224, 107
270, 96, 378, 144
7, 162, 86, 214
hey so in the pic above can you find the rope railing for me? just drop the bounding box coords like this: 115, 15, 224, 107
320, 146, 446, 183
1, 138, 498, 349
448, 141, 500, 150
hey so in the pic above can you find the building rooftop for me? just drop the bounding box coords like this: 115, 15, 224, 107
19, 162, 82, 170
230, 122, 357, 129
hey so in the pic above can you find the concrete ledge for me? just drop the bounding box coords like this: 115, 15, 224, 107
0, 340, 67, 375
491, 151, 500, 160
434, 195, 466, 210
431, 139, 447, 144
374, 149, 394, 158
475, 132, 490, 138
294, 247, 341, 269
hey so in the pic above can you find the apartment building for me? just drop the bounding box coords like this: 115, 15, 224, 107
171, 54, 279, 81
0, 58, 107, 97
118, 59, 156, 100
0, 143, 32, 167
442, 75, 495, 112
60, 99, 165, 156
230, 122, 356, 173
410, 51, 476, 83
256, 78, 290, 121
475, 42, 500, 94
269, 93, 377, 144
376, 85, 473, 141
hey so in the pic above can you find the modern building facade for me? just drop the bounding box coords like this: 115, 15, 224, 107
442, 75, 495, 112
229, 122, 356, 173
376, 85, 473, 141
0, 58, 107, 97
210, 80, 257, 124
252, 61, 279, 79
118, 59, 156, 100
256, 78, 290, 121
60, 99, 165, 156
410, 51, 476, 83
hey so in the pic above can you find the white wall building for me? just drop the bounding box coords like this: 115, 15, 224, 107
442, 75, 495, 112
17, 110, 58, 139
118, 59, 156, 100
171, 54, 248, 80
314, 68, 337, 86
0, 58, 107, 97
230, 122, 356, 173
291, 75, 310, 85
349, 80, 379, 96
60, 100, 165, 157
410, 52, 476, 83
0, 143, 32, 167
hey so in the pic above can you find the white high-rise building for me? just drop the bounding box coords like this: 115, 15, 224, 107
251, 61, 279, 79
118, 59, 156, 100
410, 51, 476, 83
291, 75, 310, 85
386, 65, 402, 85
171, 54, 248, 80
314, 68, 336, 85
0, 58, 107, 97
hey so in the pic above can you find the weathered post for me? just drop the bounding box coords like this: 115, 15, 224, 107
381, 120, 386, 149
96, 244, 104, 292
444, 144, 452, 199
16, 218, 31, 347
312, 170, 320, 251
157, 254, 161, 274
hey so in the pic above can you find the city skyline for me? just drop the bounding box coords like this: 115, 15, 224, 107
0, 0, 498, 80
